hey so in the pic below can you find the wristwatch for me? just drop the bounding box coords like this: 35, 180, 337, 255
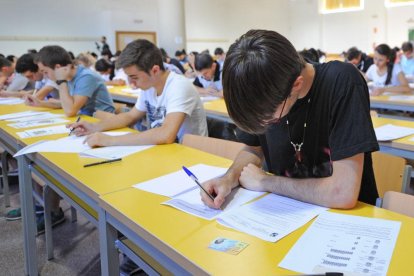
56, 80, 68, 85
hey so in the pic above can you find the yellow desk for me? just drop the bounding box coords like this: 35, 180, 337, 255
203, 98, 232, 123
99, 188, 414, 275
370, 93, 414, 113
108, 85, 138, 105
371, 116, 414, 159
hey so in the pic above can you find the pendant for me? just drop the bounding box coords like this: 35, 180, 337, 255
291, 142, 303, 162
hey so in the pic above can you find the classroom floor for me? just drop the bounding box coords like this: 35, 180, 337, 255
0, 178, 101, 275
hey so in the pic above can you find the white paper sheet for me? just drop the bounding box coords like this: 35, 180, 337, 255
388, 95, 414, 101
0, 111, 47, 121
8, 118, 69, 129
200, 96, 220, 102
17, 125, 70, 138
6, 112, 64, 123
163, 187, 265, 220
133, 164, 228, 197
374, 124, 414, 141
0, 97, 25, 105
216, 194, 328, 242
279, 212, 401, 276
80, 145, 153, 159
121, 88, 141, 95
13, 131, 132, 157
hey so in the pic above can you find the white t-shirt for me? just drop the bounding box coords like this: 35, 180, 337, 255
134, 72, 208, 142
113, 68, 129, 85
365, 64, 403, 87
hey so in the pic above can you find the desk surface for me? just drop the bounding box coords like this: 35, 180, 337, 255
372, 116, 414, 150
370, 93, 414, 112
108, 85, 138, 105
100, 187, 414, 275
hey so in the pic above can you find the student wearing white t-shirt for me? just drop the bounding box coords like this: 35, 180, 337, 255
68, 39, 208, 146
365, 44, 410, 96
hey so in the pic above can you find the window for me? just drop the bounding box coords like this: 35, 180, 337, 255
385, 0, 414, 7
320, 0, 364, 14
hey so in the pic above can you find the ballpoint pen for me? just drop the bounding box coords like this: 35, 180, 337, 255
84, 158, 122, 168
182, 166, 216, 202
68, 116, 81, 136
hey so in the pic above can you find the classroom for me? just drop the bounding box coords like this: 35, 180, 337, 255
1, 0, 414, 275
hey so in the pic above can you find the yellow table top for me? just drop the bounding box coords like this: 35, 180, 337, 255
370, 93, 414, 106
203, 99, 229, 117
100, 187, 414, 275
108, 85, 138, 104
371, 116, 414, 149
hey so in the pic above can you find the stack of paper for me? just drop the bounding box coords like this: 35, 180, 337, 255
0, 97, 25, 105
0, 111, 47, 121
279, 212, 401, 276
374, 124, 414, 141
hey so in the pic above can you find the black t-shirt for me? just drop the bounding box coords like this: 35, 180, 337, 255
358, 54, 373, 73
238, 61, 379, 205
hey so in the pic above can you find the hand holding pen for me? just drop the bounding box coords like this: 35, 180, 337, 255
68, 116, 81, 136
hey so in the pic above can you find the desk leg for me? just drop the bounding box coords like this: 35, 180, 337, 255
1, 150, 10, 207
18, 156, 38, 275
44, 185, 54, 260
99, 207, 119, 276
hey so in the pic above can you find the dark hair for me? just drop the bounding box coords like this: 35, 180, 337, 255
195, 53, 214, 71
15, 53, 38, 73
346, 47, 362, 61
299, 48, 319, 63
214, 47, 224, 55
95, 58, 112, 72
223, 29, 306, 134
0, 57, 12, 68
401, 42, 413, 53
90, 52, 98, 59
36, 45, 72, 68
67, 51, 75, 60
375, 44, 395, 86
116, 39, 164, 73
6, 55, 16, 63
27, 49, 37, 54
160, 48, 168, 62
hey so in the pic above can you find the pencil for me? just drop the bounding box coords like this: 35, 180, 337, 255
84, 158, 122, 168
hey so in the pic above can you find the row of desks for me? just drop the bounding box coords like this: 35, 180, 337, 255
1, 102, 414, 275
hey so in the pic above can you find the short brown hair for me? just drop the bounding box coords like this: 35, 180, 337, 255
223, 30, 305, 134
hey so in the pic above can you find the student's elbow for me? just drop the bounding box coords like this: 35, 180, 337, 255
328, 184, 359, 209
155, 130, 177, 145
64, 108, 78, 117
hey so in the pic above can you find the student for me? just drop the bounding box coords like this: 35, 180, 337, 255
400, 41, 414, 77
0, 57, 15, 90
75, 52, 96, 71
346, 47, 373, 73
193, 53, 223, 97
299, 48, 319, 63
365, 44, 410, 96
100, 36, 112, 57
68, 39, 208, 147
200, 30, 379, 210
160, 48, 186, 74
1, 54, 43, 98
26, 45, 115, 115
214, 47, 226, 70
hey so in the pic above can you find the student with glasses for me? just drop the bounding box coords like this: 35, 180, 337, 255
201, 30, 379, 210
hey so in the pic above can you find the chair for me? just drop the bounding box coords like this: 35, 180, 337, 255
380, 191, 414, 218
372, 151, 412, 198
182, 134, 245, 160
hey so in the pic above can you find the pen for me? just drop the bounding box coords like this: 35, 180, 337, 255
68, 116, 81, 136
32, 89, 38, 96
182, 166, 215, 202
84, 158, 122, 168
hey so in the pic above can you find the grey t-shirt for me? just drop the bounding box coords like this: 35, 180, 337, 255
67, 66, 115, 116
7, 73, 35, 91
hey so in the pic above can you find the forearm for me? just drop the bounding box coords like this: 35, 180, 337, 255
96, 111, 138, 132
0, 90, 30, 98
226, 146, 263, 188
38, 100, 62, 109
58, 83, 77, 116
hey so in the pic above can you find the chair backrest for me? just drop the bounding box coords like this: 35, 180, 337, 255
382, 191, 414, 217
182, 134, 244, 160
372, 151, 411, 198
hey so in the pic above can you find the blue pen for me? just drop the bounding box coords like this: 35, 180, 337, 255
182, 166, 216, 202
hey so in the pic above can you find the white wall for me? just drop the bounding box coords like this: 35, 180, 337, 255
184, 0, 414, 54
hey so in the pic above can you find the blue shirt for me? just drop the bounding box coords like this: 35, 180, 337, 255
68, 66, 115, 116
400, 55, 414, 76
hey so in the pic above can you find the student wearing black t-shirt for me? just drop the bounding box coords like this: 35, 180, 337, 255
201, 30, 379, 209
193, 53, 223, 98
346, 47, 373, 73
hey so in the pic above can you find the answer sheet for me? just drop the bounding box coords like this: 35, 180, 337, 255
374, 124, 414, 141
0, 97, 25, 105
8, 118, 69, 129
0, 111, 46, 121
133, 164, 228, 197
216, 194, 327, 242
17, 125, 70, 138
163, 187, 265, 220
279, 212, 400, 276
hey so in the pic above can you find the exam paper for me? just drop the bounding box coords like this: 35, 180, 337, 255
80, 145, 153, 159
388, 95, 414, 101
200, 96, 220, 102
13, 131, 132, 157
163, 187, 265, 220
6, 112, 64, 123
216, 194, 327, 242
17, 125, 70, 138
279, 212, 401, 276
0, 111, 47, 121
122, 88, 141, 94
134, 164, 228, 197
374, 124, 414, 141
8, 118, 69, 129
0, 97, 25, 105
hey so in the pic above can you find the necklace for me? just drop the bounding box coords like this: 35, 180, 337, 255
286, 98, 311, 163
